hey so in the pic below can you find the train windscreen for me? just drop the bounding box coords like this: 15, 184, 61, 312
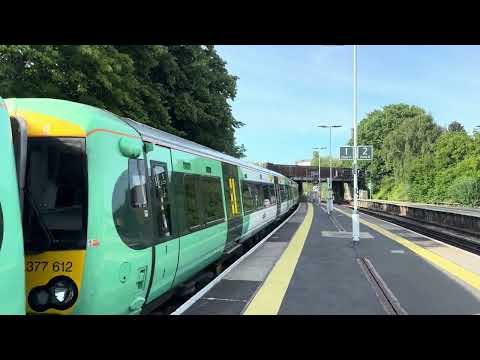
23, 138, 87, 253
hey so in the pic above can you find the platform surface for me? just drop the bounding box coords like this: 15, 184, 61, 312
181, 202, 480, 315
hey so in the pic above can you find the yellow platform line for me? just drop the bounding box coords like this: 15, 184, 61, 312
243, 203, 314, 315
334, 206, 480, 290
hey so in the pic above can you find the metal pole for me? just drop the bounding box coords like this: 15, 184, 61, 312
318, 150, 321, 205
329, 127, 332, 181
352, 45, 360, 243
328, 127, 332, 214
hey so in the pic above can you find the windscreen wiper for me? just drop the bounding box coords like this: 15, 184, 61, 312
24, 188, 56, 253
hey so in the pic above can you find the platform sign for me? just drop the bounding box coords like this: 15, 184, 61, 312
339, 146, 354, 160
357, 145, 373, 160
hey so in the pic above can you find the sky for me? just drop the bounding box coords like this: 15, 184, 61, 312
216, 45, 480, 164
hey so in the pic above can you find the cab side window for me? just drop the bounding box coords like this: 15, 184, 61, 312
151, 162, 172, 239
113, 159, 151, 250
129, 159, 147, 208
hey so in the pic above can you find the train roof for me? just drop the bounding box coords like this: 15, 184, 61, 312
120, 117, 291, 180
5, 98, 294, 184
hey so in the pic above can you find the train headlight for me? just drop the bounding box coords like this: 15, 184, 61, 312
54, 286, 68, 302
28, 287, 51, 312
49, 276, 78, 310
28, 276, 78, 312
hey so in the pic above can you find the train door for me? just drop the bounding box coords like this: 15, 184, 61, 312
0, 98, 25, 314
222, 163, 242, 247
143, 144, 180, 307
274, 176, 281, 218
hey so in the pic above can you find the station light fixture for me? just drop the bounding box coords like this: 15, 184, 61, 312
317, 125, 343, 214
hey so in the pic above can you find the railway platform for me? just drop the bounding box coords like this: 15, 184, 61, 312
173, 202, 480, 315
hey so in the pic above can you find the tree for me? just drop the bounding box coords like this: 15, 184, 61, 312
353, 104, 435, 191
0, 45, 246, 157
311, 151, 351, 168
433, 131, 473, 169
383, 114, 443, 179
447, 121, 465, 133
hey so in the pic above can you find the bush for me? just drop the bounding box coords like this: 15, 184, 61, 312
449, 177, 480, 207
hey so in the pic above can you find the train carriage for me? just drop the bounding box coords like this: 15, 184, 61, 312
4, 98, 299, 315
0, 97, 25, 314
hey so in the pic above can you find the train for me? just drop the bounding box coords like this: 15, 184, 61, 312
0, 98, 25, 314
0, 97, 299, 315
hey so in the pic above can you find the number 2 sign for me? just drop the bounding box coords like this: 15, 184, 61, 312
339, 145, 373, 160
357, 146, 373, 160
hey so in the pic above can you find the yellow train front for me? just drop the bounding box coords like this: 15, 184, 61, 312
6, 98, 299, 315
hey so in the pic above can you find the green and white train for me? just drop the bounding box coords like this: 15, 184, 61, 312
0, 98, 299, 315
0, 98, 25, 314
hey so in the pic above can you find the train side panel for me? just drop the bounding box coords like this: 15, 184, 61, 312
0, 99, 25, 315
171, 149, 227, 287
143, 144, 181, 304
239, 167, 278, 239
77, 132, 154, 314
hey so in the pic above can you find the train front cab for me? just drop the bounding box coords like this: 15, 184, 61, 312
0, 97, 25, 314
14, 104, 227, 314
8, 102, 154, 315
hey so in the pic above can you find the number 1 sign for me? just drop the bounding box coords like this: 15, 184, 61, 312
339, 146, 354, 160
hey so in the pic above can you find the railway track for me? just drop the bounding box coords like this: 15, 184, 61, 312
353, 206, 480, 256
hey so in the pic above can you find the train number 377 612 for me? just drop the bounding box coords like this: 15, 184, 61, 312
26, 261, 73, 272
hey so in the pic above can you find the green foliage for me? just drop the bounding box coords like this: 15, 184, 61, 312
447, 121, 465, 133
311, 152, 352, 168
383, 114, 442, 179
449, 177, 480, 206
363, 104, 480, 207
433, 131, 473, 169
406, 154, 436, 202
0, 45, 245, 157
354, 104, 433, 190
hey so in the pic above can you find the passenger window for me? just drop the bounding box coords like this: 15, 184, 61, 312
281, 185, 287, 202
129, 159, 147, 208
269, 184, 277, 205
184, 175, 202, 230
151, 162, 172, 239
201, 177, 225, 223
256, 183, 265, 210
241, 181, 255, 213
262, 184, 272, 207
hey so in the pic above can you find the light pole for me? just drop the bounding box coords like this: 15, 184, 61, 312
352, 45, 360, 243
313, 146, 327, 205
318, 125, 342, 214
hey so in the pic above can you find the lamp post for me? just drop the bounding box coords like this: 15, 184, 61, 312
313, 146, 327, 205
318, 125, 342, 214
352, 45, 360, 243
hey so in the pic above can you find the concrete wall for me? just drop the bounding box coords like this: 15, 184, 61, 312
342, 184, 368, 201
358, 200, 480, 236
359, 190, 369, 200
343, 183, 353, 201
